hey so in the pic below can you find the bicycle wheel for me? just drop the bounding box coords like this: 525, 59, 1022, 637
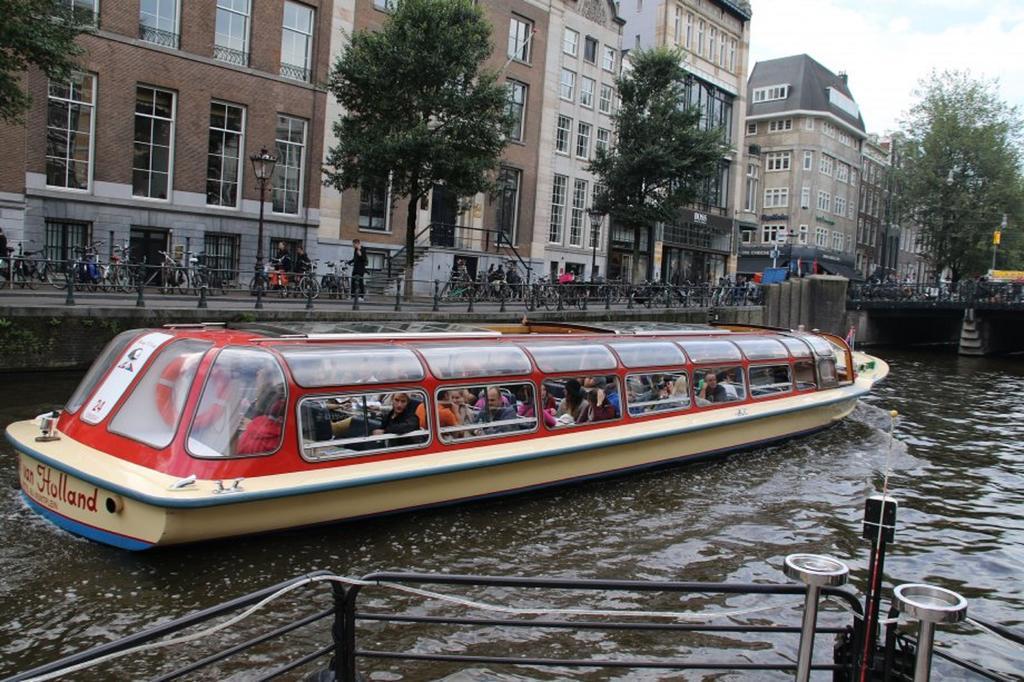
299, 275, 320, 299
21, 264, 39, 290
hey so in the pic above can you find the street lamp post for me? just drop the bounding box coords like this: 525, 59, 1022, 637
587, 207, 605, 282
249, 147, 278, 309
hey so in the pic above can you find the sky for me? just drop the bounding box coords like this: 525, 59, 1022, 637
747, 0, 1024, 135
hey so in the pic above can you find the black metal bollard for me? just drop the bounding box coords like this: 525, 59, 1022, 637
352, 287, 360, 311
467, 282, 475, 313
556, 286, 564, 311
626, 285, 634, 309
254, 280, 263, 310
394, 279, 402, 312
499, 284, 507, 312
432, 279, 440, 312
136, 275, 145, 308
604, 284, 611, 310
65, 270, 75, 306
305, 283, 314, 310
197, 284, 208, 309
581, 284, 588, 311
664, 284, 672, 309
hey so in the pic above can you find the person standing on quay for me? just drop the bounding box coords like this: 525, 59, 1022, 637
349, 238, 367, 301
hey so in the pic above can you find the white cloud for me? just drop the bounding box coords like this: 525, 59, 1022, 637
748, 0, 1024, 134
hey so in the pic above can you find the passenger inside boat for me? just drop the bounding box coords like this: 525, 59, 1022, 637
437, 383, 537, 442
556, 379, 590, 426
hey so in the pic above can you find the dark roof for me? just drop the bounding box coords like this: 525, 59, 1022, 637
713, 0, 752, 21
747, 54, 865, 133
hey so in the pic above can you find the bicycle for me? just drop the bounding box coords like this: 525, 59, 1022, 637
4, 242, 44, 290
156, 250, 187, 294
102, 240, 134, 293
440, 274, 477, 303
320, 261, 350, 299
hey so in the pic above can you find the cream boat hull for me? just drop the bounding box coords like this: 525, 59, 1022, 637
8, 355, 888, 549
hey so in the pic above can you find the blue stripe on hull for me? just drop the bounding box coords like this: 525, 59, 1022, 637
21, 494, 153, 551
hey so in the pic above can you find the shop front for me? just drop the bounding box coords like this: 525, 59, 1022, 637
659, 209, 732, 285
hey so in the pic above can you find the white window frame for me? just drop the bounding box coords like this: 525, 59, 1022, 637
139, 0, 180, 46
761, 223, 786, 244
803, 150, 813, 170
504, 80, 527, 142
804, 117, 815, 130
752, 84, 789, 103
815, 226, 828, 247
800, 186, 810, 209
746, 121, 756, 136
576, 121, 592, 160
214, 0, 251, 63
549, 174, 567, 244
817, 190, 830, 211
555, 114, 572, 155
768, 118, 793, 133
763, 187, 788, 208
598, 83, 613, 114
132, 85, 176, 201
560, 68, 576, 101
765, 151, 791, 172
744, 162, 759, 212
602, 46, 616, 72
580, 76, 595, 108
834, 195, 846, 216
563, 27, 579, 56
685, 12, 693, 49
595, 128, 610, 155
206, 101, 246, 208
508, 15, 532, 62
45, 72, 96, 192
820, 154, 834, 176
798, 224, 809, 245
272, 114, 306, 215
280, 1, 314, 82
569, 178, 588, 247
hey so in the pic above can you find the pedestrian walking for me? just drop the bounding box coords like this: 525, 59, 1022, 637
349, 238, 367, 301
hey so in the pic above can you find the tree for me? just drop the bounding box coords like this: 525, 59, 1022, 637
896, 71, 1024, 280
588, 47, 725, 280
324, 0, 510, 295
0, 0, 91, 124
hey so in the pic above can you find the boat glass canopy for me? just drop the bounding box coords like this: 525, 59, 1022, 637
778, 336, 814, 358
418, 345, 532, 379
108, 339, 212, 449
801, 334, 838, 358
523, 343, 617, 373
608, 341, 687, 368
677, 339, 742, 363
65, 329, 141, 414
732, 337, 789, 361
279, 346, 425, 387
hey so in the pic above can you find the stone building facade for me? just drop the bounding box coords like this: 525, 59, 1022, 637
616, 0, 752, 284
738, 54, 865, 280
0, 0, 332, 284
855, 135, 894, 279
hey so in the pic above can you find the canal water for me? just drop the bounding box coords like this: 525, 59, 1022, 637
0, 349, 1021, 680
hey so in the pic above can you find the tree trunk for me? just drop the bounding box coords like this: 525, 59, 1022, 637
405, 189, 418, 301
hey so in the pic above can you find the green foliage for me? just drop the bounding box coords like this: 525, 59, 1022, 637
0, 0, 92, 124
896, 71, 1024, 279
324, 0, 510, 275
588, 47, 725, 230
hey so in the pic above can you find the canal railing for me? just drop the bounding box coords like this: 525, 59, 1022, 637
6, 495, 1020, 681
848, 281, 1024, 308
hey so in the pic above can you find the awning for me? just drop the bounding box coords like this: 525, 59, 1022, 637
736, 256, 775, 273
819, 261, 863, 281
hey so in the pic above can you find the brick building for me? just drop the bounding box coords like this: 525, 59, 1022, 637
0, 0, 331, 283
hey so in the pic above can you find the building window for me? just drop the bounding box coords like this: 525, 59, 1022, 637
834, 195, 846, 216
798, 224, 808, 245
45, 73, 95, 190
673, 6, 682, 44
44, 219, 90, 262
569, 178, 588, 247
831, 230, 843, 251
133, 86, 175, 200
815, 226, 828, 247
214, 0, 251, 65
822, 121, 837, 138
765, 151, 791, 172
744, 163, 759, 212
804, 117, 815, 130
508, 15, 532, 62
496, 167, 521, 244
373, 0, 395, 10
595, 128, 610, 155
752, 85, 789, 103
837, 162, 849, 183
763, 187, 788, 208
729, 38, 736, 72
504, 80, 527, 141
272, 114, 306, 214
800, 186, 810, 209
599, 84, 613, 114
139, 0, 179, 47
685, 12, 693, 49
560, 68, 575, 100
583, 36, 598, 64
595, 44, 613, 72
761, 223, 786, 244
549, 174, 567, 243
746, 121, 756, 136
280, 1, 314, 81
709, 27, 717, 65
555, 114, 572, 154
359, 183, 390, 231
740, 227, 754, 244
563, 27, 579, 56
576, 121, 591, 159
204, 233, 240, 278
580, 77, 595, 108
817, 190, 830, 211
803, 150, 813, 170
206, 102, 245, 207
697, 19, 704, 56
819, 153, 834, 176
591, 183, 605, 248
768, 118, 793, 132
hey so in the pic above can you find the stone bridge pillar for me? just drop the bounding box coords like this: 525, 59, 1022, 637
958, 309, 982, 356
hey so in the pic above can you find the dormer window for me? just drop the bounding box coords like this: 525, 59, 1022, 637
752, 84, 789, 103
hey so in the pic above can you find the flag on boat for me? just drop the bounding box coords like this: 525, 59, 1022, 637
844, 326, 856, 349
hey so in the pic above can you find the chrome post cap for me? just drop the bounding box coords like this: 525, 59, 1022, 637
784, 553, 850, 587
893, 584, 967, 624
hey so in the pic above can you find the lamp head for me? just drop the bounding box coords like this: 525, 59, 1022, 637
250, 147, 278, 181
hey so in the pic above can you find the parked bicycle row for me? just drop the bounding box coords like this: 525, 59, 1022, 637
848, 281, 1024, 305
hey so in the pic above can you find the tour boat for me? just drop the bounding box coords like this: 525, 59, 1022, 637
6, 321, 888, 550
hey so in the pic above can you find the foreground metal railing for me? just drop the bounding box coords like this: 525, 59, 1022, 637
3, 497, 1020, 681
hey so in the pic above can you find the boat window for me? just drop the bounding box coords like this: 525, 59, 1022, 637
419, 345, 531, 379
802, 335, 837, 358
279, 346, 424, 387
187, 348, 288, 458
732, 337, 789, 361
817, 357, 838, 388
779, 336, 814, 358
542, 375, 621, 429
693, 366, 746, 406
435, 382, 537, 443
625, 372, 689, 416
608, 341, 686, 368
749, 364, 794, 398
298, 390, 430, 461
108, 339, 213, 449
676, 339, 742, 363
794, 360, 817, 390
66, 330, 143, 414
523, 343, 617, 373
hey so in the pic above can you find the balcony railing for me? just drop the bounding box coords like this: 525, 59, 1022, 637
280, 62, 311, 82
213, 45, 250, 67
139, 25, 179, 49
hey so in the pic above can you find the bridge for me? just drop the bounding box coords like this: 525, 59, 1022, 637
846, 282, 1024, 356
